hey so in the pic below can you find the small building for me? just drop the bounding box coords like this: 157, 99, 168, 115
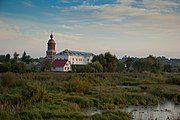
51, 59, 71, 72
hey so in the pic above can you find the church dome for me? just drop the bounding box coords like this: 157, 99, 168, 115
48, 34, 55, 44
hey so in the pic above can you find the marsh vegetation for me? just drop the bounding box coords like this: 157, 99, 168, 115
0, 72, 180, 119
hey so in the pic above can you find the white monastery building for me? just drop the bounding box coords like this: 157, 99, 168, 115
55, 49, 94, 65
46, 34, 94, 72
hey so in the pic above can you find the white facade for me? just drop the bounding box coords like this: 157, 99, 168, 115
55, 49, 94, 65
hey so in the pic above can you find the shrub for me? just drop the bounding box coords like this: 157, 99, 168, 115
21, 82, 47, 105
0, 72, 16, 87
66, 76, 91, 93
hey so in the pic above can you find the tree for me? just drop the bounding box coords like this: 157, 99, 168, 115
133, 55, 161, 73
90, 61, 103, 72
92, 52, 118, 72
125, 57, 134, 69
21, 51, 32, 64
41, 59, 52, 71
0, 55, 6, 63
11, 62, 26, 73
104, 52, 118, 72
5, 54, 11, 62
163, 64, 172, 72
116, 60, 126, 72
0, 63, 11, 73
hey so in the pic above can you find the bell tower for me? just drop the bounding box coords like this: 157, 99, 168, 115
46, 34, 56, 59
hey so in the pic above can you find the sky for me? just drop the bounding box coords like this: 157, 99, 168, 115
0, 0, 180, 59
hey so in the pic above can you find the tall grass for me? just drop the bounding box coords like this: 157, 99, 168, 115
0, 72, 179, 119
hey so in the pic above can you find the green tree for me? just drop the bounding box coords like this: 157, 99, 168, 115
5, 54, 11, 62
11, 52, 19, 63
0, 55, 5, 63
133, 55, 161, 73
11, 62, 26, 73
125, 57, 134, 69
104, 52, 118, 72
0, 63, 11, 73
21, 51, 32, 64
90, 61, 103, 72
41, 59, 52, 71
116, 60, 126, 72
163, 64, 172, 72
92, 52, 118, 72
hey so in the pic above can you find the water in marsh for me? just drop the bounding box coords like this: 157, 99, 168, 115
82, 102, 180, 120
121, 101, 180, 120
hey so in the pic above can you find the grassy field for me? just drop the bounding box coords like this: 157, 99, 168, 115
0, 72, 180, 120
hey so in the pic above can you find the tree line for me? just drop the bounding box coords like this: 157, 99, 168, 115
0, 52, 51, 73
74, 52, 180, 73
0, 51, 179, 73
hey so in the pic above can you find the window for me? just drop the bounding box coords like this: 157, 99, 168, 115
53, 67, 55, 69
68, 67, 69, 70
87, 59, 89, 62
65, 67, 66, 70
76, 58, 78, 61
72, 58, 74, 61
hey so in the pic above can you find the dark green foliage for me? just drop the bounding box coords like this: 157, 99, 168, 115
125, 57, 134, 69
11, 62, 26, 73
21, 51, 32, 64
40, 59, 52, 71
89, 61, 103, 72
133, 55, 161, 73
72, 64, 95, 73
116, 60, 125, 72
92, 52, 118, 72
5, 54, 11, 62
0, 55, 6, 62
0, 63, 11, 73
21, 82, 47, 105
163, 64, 172, 72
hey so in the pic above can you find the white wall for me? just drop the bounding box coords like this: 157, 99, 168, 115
55, 54, 93, 65
64, 61, 71, 71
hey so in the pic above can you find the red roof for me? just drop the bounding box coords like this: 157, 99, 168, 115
52, 60, 69, 67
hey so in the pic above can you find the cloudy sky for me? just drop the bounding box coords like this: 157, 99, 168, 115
0, 0, 180, 58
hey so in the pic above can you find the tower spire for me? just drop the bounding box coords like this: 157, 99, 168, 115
50, 33, 53, 39
46, 33, 56, 59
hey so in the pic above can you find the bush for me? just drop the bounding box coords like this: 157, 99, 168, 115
21, 82, 47, 105
66, 76, 91, 93
0, 72, 16, 87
